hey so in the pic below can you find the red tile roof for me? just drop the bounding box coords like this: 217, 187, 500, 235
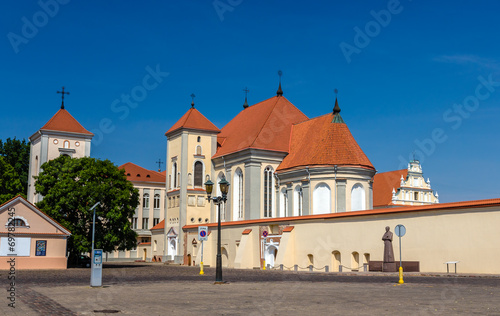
242, 229, 252, 235
282, 226, 294, 232
213, 96, 308, 158
151, 219, 165, 230
183, 198, 500, 229
119, 162, 166, 183
277, 113, 374, 171
165, 107, 220, 135
40, 109, 93, 135
373, 169, 408, 207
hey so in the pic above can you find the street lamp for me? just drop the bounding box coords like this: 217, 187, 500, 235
204, 176, 229, 283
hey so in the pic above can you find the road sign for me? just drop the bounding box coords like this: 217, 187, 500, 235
395, 224, 406, 237
198, 226, 208, 241
262, 231, 268, 237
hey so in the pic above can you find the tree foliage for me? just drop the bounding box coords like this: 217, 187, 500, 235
35, 156, 139, 262
0, 156, 24, 204
0, 138, 30, 194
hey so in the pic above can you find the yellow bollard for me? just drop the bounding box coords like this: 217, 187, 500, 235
263, 259, 266, 270
200, 261, 204, 275
398, 266, 404, 284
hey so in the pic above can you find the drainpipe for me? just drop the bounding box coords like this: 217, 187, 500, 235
334, 165, 338, 213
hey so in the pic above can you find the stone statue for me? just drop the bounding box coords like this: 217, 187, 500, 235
382, 226, 396, 272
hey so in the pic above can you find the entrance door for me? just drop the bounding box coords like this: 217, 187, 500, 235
143, 249, 147, 261
265, 246, 277, 268
168, 238, 176, 260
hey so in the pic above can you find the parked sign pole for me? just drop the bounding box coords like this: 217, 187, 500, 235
395, 224, 406, 284
198, 226, 208, 275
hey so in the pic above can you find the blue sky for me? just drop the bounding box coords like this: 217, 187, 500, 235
1, 1, 499, 203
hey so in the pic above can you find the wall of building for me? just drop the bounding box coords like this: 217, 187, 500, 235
183, 204, 500, 274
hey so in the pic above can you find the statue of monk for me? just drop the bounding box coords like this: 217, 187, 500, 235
382, 226, 395, 263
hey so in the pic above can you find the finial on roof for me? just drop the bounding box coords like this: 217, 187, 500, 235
190, 93, 196, 108
243, 87, 250, 109
57, 86, 70, 109
276, 70, 283, 96
332, 89, 345, 123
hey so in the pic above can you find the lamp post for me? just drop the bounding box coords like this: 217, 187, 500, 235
204, 176, 229, 283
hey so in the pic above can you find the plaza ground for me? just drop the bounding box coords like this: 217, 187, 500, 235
2, 263, 500, 315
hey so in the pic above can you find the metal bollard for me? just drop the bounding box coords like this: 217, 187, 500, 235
325, 265, 329, 272
309, 265, 313, 272
339, 265, 343, 272
280, 264, 284, 271
294, 264, 298, 272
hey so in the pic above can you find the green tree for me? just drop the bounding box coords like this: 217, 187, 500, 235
0, 138, 30, 194
0, 156, 24, 204
35, 156, 139, 263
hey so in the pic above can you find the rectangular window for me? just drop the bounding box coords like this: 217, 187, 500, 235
188, 195, 196, 206
132, 218, 138, 229
36, 240, 47, 256
153, 218, 160, 226
197, 196, 205, 207
142, 218, 149, 229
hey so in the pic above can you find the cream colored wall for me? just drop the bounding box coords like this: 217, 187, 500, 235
46, 136, 89, 161
134, 183, 165, 230
184, 205, 500, 274
28, 138, 41, 202
167, 134, 182, 190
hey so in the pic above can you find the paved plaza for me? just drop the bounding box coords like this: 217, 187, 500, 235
2, 263, 500, 315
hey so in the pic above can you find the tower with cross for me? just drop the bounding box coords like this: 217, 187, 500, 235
27, 88, 94, 203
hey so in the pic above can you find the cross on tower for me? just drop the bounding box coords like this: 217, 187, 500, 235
191, 93, 196, 108
156, 159, 164, 172
57, 87, 70, 109
334, 88, 338, 98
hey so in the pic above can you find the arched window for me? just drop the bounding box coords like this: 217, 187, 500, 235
196, 145, 202, 156
172, 162, 177, 188
263, 167, 274, 217
63, 140, 70, 149
293, 186, 303, 216
143, 193, 150, 209
351, 183, 366, 211
280, 188, 287, 217
232, 169, 243, 220
194, 161, 203, 187
8, 218, 26, 227
313, 183, 331, 214
154, 194, 160, 209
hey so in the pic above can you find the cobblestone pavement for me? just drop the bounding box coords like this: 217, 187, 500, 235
2, 263, 500, 315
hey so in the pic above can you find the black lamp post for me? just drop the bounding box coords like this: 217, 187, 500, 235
204, 176, 229, 283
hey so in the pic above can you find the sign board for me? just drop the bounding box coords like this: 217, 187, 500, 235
93, 249, 103, 264
198, 226, 208, 241
262, 231, 268, 238
395, 224, 406, 237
